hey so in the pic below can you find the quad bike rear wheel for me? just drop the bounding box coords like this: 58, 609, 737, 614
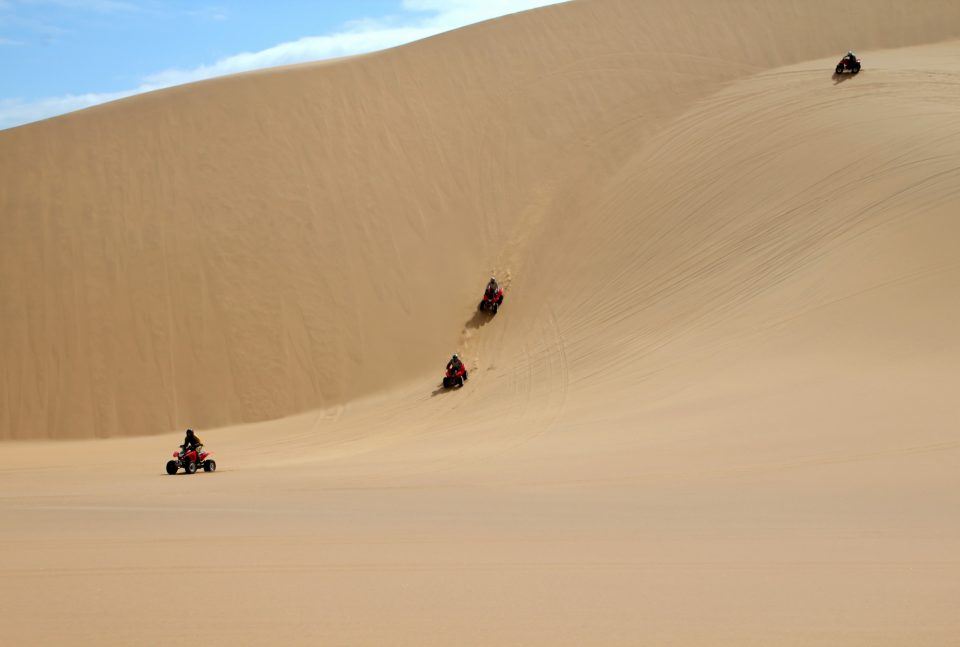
165, 460, 178, 475
203, 460, 217, 472
185, 461, 197, 475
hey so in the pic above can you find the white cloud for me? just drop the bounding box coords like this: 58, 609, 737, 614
139, 26, 437, 88
0, 0, 569, 130
0, 89, 136, 127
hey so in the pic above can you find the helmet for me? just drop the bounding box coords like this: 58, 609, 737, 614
847, 50, 855, 56
452, 353, 459, 360
185, 428, 194, 436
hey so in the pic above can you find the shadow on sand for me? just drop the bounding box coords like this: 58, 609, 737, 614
464, 308, 494, 330
430, 385, 451, 397
832, 72, 856, 86
431, 383, 467, 397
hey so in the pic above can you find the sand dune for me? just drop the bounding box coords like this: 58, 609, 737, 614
2, 0, 960, 644
3, 0, 960, 439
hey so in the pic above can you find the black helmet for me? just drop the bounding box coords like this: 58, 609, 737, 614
185, 428, 195, 437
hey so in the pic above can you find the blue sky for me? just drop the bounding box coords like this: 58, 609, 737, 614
0, 0, 568, 129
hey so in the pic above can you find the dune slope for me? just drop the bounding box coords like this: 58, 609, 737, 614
3, 0, 960, 438
2, 0, 960, 645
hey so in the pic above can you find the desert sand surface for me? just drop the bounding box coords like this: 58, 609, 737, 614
2, 0, 960, 644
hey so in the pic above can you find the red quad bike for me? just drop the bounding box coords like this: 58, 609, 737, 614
478, 288, 504, 315
443, 365, 468, 389
835, 55, 861, 75
166, 445, 216, 475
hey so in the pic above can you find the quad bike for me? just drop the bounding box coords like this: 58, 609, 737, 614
442, 365, 468, 389
166, 445, 216, 475
478, 288, 504, 314
835, 55, 861, 74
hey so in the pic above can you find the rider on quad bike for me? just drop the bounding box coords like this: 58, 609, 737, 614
479, 276, 504, 313
443, 353, 468, 388
166, 428, 216, 474
837, 50, 861, 74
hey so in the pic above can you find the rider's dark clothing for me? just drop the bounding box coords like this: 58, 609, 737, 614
447, 358, 465, 374
183, 432, 203, 450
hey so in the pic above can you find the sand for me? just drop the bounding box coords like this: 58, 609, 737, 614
2, 0, 960, 644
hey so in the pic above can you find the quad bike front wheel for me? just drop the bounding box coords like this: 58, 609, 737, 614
165, 460, 178, 475
836, 64, 844, 74
203, 460, 217, 472
185, 461, 198, 475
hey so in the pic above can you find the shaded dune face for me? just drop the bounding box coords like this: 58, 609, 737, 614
2, 0, 960, 439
